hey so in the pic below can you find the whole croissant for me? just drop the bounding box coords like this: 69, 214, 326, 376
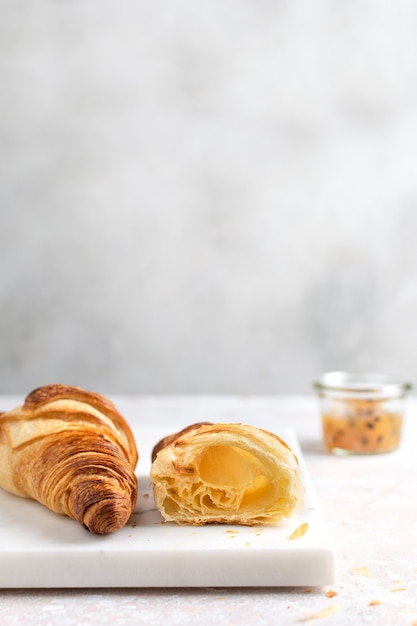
150, 422, 304, 526
0, 384, 138, 534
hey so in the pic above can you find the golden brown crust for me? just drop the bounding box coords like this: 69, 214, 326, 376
25, 384, 117, 415
150, 422, 304, 526
0, 384, 138, 534
151, 421, 295, 463
22, 384, 138, 467
151, 422, 212, 462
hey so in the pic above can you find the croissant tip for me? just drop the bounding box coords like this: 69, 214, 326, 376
81, 498, 135, 534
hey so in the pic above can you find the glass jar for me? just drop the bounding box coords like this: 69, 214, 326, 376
313, 372, 412, 455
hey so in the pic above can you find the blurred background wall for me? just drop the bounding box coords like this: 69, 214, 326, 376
1, 0, 417, 395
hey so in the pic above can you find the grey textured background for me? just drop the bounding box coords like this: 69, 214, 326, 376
1, 1, 417, 395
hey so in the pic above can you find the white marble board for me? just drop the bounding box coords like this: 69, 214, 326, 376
0, 427, 336, 588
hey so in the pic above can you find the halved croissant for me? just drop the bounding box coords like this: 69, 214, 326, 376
0, 384, 138, 534
150, 422, 304, 525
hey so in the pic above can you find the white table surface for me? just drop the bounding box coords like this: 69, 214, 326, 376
0, 394, 416, 626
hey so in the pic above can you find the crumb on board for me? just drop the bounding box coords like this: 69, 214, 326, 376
289, 522, 309, 540
390, 587, 407, 592
369, 599, 381, 606
302, 604, 341, 620
325, 590, 337, 598
350, 566, 375, 578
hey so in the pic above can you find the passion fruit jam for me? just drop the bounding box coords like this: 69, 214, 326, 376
314, 372, 412, 455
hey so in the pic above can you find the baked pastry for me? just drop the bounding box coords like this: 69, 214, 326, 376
0, 384, 138, 534
150, 422, 304, 525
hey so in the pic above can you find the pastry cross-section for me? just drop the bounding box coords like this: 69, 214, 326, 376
150, 422, 304, 525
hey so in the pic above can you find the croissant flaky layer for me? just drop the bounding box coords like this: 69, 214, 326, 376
0, 384, 138, 534
150, 422, 304, 526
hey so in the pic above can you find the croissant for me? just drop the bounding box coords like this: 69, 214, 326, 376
0, 384, 138, 534
150, 422, 304, 525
